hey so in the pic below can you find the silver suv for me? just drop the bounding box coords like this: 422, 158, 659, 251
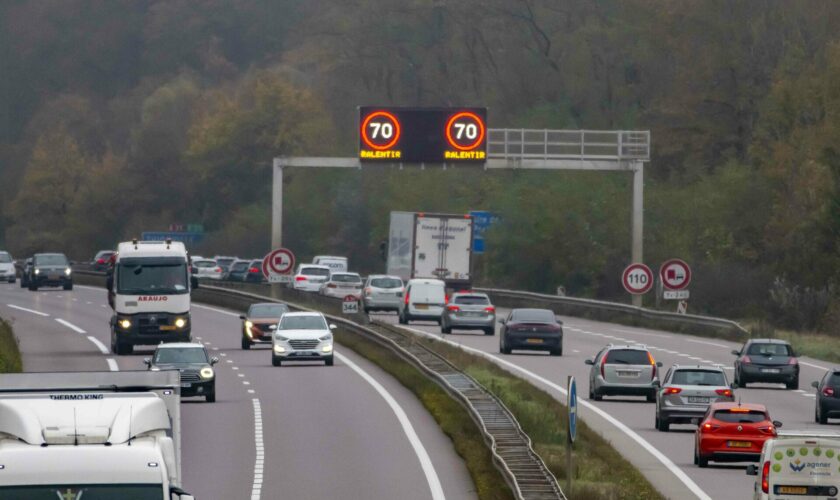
654, 364, 735, 431
586, 345, 662, 402
441, 292, 495, 335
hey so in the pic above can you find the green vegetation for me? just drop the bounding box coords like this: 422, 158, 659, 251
745, 320, 840, 368
334, 329, 513, 500
1, 2, 839, 334
0, 317, 22, 373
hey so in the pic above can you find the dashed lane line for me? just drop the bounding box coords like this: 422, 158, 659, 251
106, 358, 119, 371
251, 399, 264, 500
55, 318, 86, 334
6, 304, 49, 317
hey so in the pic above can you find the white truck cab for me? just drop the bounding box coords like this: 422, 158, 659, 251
748, 430, 840, 499
108, 240, 195, 355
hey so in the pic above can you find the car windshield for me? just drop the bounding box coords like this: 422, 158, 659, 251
117, 258, 188, 294
454, 295, 490, 305
605, 349, 651, 365
34, 254, 68, 266
747, 343, 792, 356
249, 304, 290, 318
672, 370, 726, 386
370, 277, 402, 288
154, 347, 208, 364
0, 485, 162, 499
301, 267, 330, 277
713, 410, 767, 423
332, 274, 361, 283
0, 252, 11, 263
279, 315, 328, 330
511, 309, 555, 323
194, 260, 216, 268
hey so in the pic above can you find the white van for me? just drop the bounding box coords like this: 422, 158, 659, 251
398, 278, 446, 325
312, 255, 348, 273
747, 431, 840, 499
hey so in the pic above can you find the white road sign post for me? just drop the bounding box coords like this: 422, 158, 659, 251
660, 259, 691, 305
342, 295, 359, 314
622, 263, 654, 297
263, 248, 295, 283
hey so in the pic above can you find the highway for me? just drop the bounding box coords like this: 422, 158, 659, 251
378, 307, 833, 500
0, 283, 477, 500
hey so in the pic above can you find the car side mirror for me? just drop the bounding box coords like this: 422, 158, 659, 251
745, 464, 758, 476
585, 359, 595, 365
211, 357, 219, 365
239, 315, 246, 320
773, 420, 783, 428
329, 324, 337, 330
656, 362, 663, 367
731, 349, 740, 356
143, 358, 151, 366
812, 381, 820, 389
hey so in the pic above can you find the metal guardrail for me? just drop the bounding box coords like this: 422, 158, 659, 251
487, 129, 650, 161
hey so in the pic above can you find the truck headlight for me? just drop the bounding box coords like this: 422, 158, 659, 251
174, 318, 186, 328
321, 344, 333, 353
34, 269, 40, 275
64, 268, 72, 275
273, 345, 286, 353
119, 319, 131, 329
199, 367, 214, 379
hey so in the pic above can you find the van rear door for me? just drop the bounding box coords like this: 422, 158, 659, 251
409, 282, 445, 316
768, 437, 840, 499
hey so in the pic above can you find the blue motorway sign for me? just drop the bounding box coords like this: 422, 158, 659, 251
568, 376, 577, 443
141, 231, 205, 245
469, 210, 500, 254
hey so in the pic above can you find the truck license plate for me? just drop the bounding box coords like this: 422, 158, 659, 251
160, 325, 176, 331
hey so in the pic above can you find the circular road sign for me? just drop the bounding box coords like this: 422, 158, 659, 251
445, 111, 486, 151
567, 377, 577, 444
263, 248, 295, 279
660, 259, 692, 291
361, 110, 401, 151
622, 263, 654, 295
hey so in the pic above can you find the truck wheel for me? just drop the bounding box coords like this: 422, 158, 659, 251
206, 391, 216, 403
241, 337, 251, 350
63, 282, 73, 291
28, 284, 37, 291
272, 355, 281, 367
115, 341, 132, 355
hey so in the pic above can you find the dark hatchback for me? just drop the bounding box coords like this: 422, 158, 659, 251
226, 259, 251, 281
240, 302, 291, 349
732, 339, 799, 389
498, 308, 563, 356
145, 343, 218, 402
813, 370, 840, 424
27, 253, 73, 291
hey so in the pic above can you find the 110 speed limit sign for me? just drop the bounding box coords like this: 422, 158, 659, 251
622, 263, 654, 295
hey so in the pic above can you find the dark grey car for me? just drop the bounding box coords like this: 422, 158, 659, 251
498, 308, 563, 355
812, 370, 840, 424
441, 292, 495, 335
27, 253, 73, 291
732, 338, 799, 389
145, 343, 219, 402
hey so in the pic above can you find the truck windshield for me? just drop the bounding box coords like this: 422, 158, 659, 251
0, 484, 162, 499
118, 258, 188, 295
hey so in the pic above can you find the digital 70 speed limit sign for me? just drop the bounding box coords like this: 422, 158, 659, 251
359, 107, 487, 163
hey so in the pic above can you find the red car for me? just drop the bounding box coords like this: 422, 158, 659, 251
694, 402, 781, 467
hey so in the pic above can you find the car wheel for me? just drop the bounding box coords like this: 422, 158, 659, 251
500, 337, 511, 355
786, 377, 799, 390
646, 391, 656, 403
693, 446, 699, 465
205, 391, 216, 403
398, 311, 407, 325
441, 325, 451, 334
271, 356, 281, 367
697, 450, 709, 468
28, 284, 37, 291
325, 356, 334, 366
484, 328, 494, 336
550, 347, 562, 356
818, 402, 828, 425
241, 337, 251, 350
592, 388, 603, 401
657, 415, 670, 432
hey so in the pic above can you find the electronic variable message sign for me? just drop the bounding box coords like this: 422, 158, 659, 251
359, 107, 487, 163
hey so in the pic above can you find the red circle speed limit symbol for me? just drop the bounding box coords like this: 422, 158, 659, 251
361, 111, 401, 150
622, 263, 653, 295
445, 111, 486, 151
659, 259, 691, 290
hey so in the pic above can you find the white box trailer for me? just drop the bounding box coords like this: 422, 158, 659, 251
387, 212, 474, 287
0, 371, 194, 499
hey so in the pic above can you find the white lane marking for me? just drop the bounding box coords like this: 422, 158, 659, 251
55, 318, 86, 334
212, 347, 219, 351
196, 337, 203, 340
251, 399, 263, 500
86, 301, 92, 305
336, 351, 446, 500
679, 353, 692, 357
56, 295, 62, 298
795, 390, 806, 393
688, 356, 702, 361
238, 373, 245, 377
247, 389, 255, 394
804, 394, 816, 398
402, 325, 710, 500
801, 361, 829, 371
611, 328, 669, 338
100, 304, 107, 308
685, 339, 730, 348
6, 304, 49, 317
193, 303, 240, 317
243, 381, 250, 385
572, 349, 580, 353
106, 358, 119, 371
232, 366, 239, 370
72, 298, 78, 302
86, 336, 109, 354
226, 360, 233, 363
220, 353, 227, 357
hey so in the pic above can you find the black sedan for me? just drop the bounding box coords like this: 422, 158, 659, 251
27, 253, 73, 291
732, 338, 799, 389
145, 342, 218, 402
813, 370, 840, 424
498, 308, 563, 356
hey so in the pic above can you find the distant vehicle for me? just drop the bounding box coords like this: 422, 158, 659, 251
319, 272, 363, 299
226, 259, 251, 281
145, 342, 217, 402
193, 258, 223, 280
499, 308, 563, 355
441, 292, 496, 335
398, 278, 446, 325
746, 430, 840, 499
812, 369, 840, 424
586, 344, 662, 401
91, 249, 116, 272
27, 253, 72, 291
694, 402, 780, 468
387, 212, 473, 287
271, 311, 336, 366
291, 264, 331, 292
213, 255, 237, 275
19, 258, 32, 288
312, 255, 348, 273
655, 364, 735, 432
0, 251, 15, 283
240, 302, 291, 350
733, 339, 799, 389
188, 255, 204, 264
362, 275, 404, 313
244, 259, 265, 283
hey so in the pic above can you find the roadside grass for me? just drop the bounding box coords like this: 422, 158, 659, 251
412, 334, 664, 500
0, 317, 22, 373
743, 320, 840, 367
334, 329, 514, 500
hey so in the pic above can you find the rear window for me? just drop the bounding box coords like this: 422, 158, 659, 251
332, 274, 361, 283
301, 267, 330, 277
194, 260, 216, 268
370, 277, 402, 288
511, 309, 555, 323
454, 295, 490, 305
747, 343, 792, 356
231, 261, 249, 271
605, 349, 651, 365
671, 370, 726, 386
827, 372, 840, 385
713, 410, 767, 423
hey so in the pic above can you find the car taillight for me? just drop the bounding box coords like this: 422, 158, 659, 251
742, 355, 752, 364
364, 287, 372, 296
248, 267, 259, 273
295, 276, 307, 282
215, 267, 222, 273
484, 306, 495, 313
327, 283, 337, 288
788, 357, 798, 365
715, 389, 733, 398
447, 305, 460, 312
824, 387, 835, 397
761, 460, 770, 493
703, 422, 721, 431
96, 258, 105, 264
758, 425, 776, 435
444, 295, 449, 305
663, 387, 682, 395
405, 293, 410, 305
648, 351, 657, 380
600, 356, 606, 379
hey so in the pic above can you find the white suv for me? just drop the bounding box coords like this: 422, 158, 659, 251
272, 312, 336, 366
292, 264, 331, 292
0, 251, 16, 283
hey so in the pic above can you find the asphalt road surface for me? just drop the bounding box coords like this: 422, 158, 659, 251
0, 283, 476, 500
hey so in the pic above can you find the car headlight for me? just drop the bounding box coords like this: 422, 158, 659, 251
274, 334, 289, 341
245, 320, 253, 329
199, 367, 214, 379
64, 268, 72, 275
119, 319, 131, 329
321, 344, 333, 353
273, 345, 286, 353
174, 318, 186, 328
34, 269, 40, 275
150, 366, 161, 372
